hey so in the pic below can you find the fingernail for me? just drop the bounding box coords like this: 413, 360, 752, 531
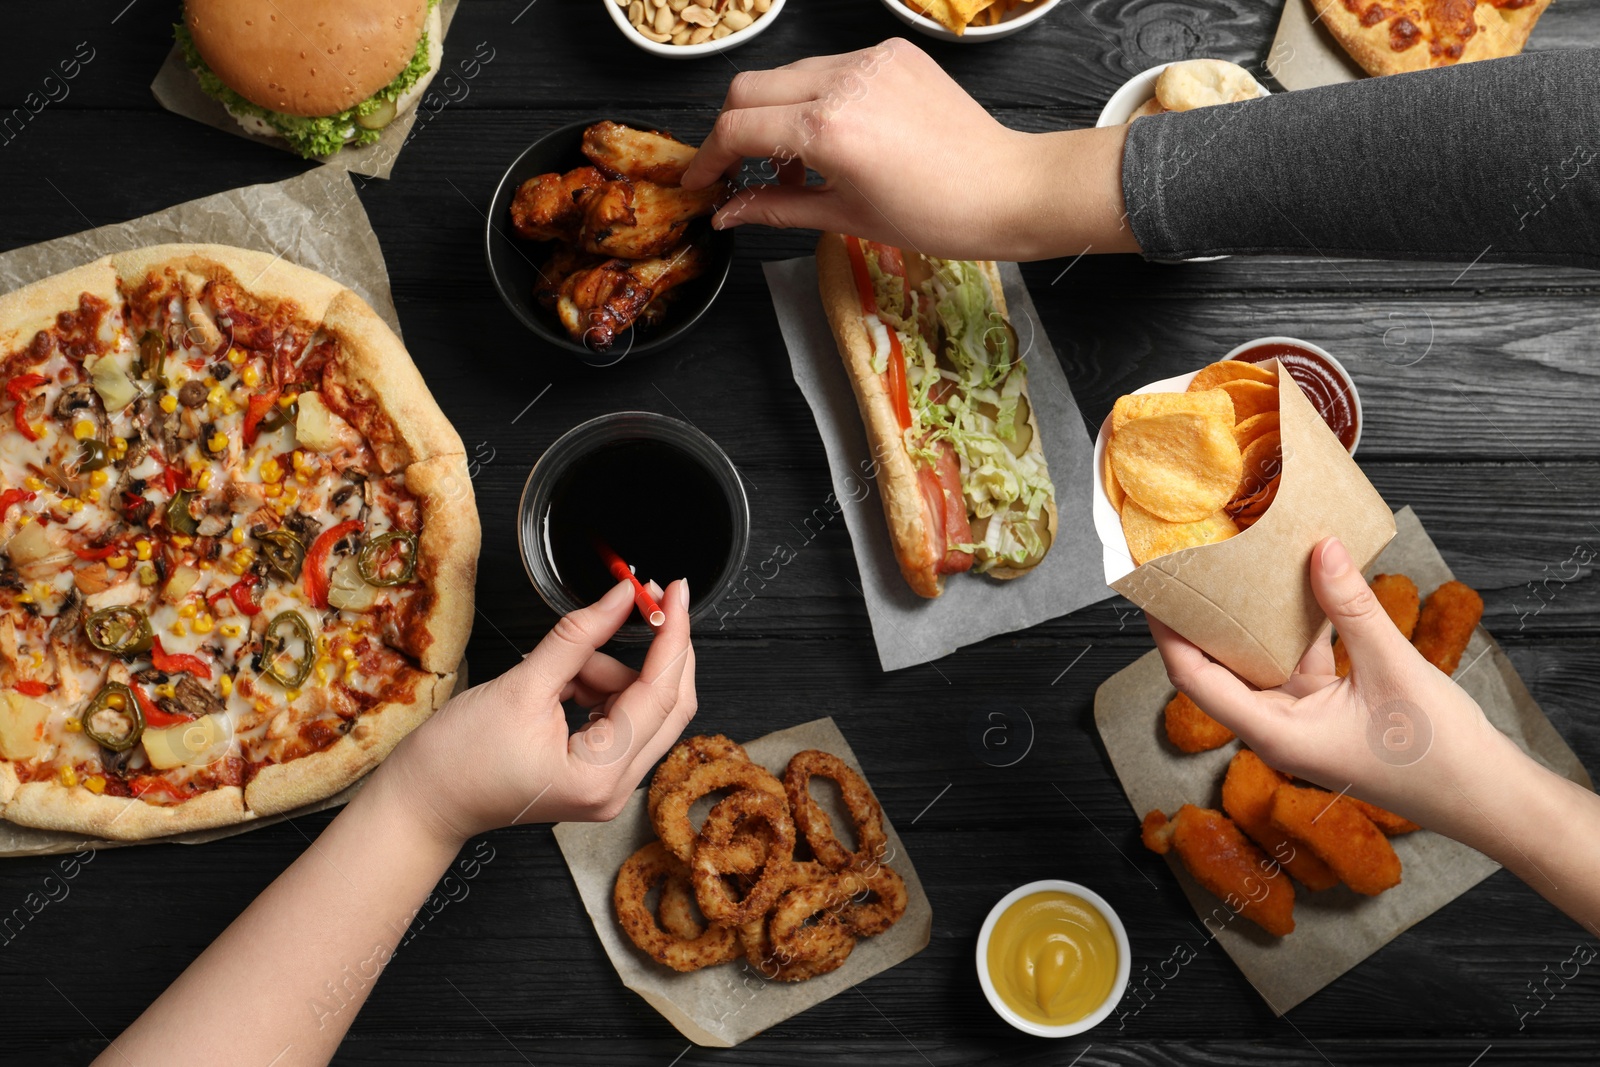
1321, 537, 1351, 578
645, 580, 665, 599
677, 578, 691, 609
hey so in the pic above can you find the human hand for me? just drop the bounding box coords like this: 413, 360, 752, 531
372, 578, 696, 845
681, 38, 1138, 260
1150, 536, 1513, 832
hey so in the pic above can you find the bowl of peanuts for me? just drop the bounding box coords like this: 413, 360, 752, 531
605, 0, 785, 57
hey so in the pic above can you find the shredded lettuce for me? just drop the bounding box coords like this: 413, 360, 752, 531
862, 248, 1055, 571
173, 2, 436, 159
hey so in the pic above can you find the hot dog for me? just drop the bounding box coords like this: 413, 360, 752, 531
816, 233, 1058, 598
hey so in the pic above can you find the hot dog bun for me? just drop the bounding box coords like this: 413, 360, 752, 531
818, 232, 944, 597
816, 234, 1057, 597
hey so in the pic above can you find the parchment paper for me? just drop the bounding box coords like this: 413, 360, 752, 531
0, 167, 438, 854
764, 257, 1109, 671
1094, 506, 1592, 1013
553, 718, 933, 1048
149, 0, 460, 180
1267, 0, 1366, 91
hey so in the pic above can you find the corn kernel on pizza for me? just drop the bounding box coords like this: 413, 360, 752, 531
0, 245, 478, 840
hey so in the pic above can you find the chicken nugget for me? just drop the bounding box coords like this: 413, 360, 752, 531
1345, 797, 1420, 835
1269, 785, 1401, 895
1163, 691, 1235, 753
1142, 804, 1295, 937
1221, 751, 1339, 891
1333, 573, 1421, 677
1412, 580, 1484, 676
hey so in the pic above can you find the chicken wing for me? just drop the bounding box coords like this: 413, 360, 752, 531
511, 166, 607, 242
1142, 804, 1295, 937
1412, 579, 1483, 676
532, 244, 605, 309
1221, 750, 1339, 891
557, 242, 709, 350
1333, 573, 1420, 676
582, 121, 700, 185
1269, 784, 1401, 896
579, 179, 727, 259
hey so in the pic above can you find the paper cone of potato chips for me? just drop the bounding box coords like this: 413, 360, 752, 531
1093, 360, 1395, 687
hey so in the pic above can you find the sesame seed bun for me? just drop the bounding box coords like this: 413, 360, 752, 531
185, 0, 431, 118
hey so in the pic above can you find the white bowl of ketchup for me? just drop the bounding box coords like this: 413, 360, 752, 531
1224, 336, 1363, 456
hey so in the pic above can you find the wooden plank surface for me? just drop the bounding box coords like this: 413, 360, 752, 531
0, 2, 1597, 1064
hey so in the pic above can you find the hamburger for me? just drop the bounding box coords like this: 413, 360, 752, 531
175, 0, 443, 159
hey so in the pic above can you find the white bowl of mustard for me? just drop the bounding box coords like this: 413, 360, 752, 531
975, 880, 1130, 1037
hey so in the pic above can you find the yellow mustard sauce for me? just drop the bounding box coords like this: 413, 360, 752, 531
986, 890, 1118, 1026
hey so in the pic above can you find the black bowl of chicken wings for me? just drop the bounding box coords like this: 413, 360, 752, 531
486, 118, 735, 365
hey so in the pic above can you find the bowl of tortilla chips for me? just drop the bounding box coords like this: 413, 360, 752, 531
880, 0, 1061, 41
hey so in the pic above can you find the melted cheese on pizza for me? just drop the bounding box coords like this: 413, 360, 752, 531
0, 273, 430, 806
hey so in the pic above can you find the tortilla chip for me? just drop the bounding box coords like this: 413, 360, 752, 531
1102, 443, 1125, 510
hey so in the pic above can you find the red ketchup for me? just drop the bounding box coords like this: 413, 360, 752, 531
1232, 342, 1359, 451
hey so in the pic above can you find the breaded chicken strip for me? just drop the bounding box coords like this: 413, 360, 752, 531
1345, 797, 1420, 835
1142, 804, 1296, 937
1163, 691, 1235, 753
1412, 579, 1484, 676
1333, 573, 1420, 677
1222, 751, 1339, 891
1270, 785, 1401, 895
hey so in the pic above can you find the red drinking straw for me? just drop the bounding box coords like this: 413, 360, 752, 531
593, 537, 666, 627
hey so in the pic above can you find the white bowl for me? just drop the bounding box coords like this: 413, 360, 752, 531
975, 879, 1131, 1038
1222, 335, 1363, 455
603, 0, 787, 58
878, 0, 1063, 43
1096, 59, 1272, 128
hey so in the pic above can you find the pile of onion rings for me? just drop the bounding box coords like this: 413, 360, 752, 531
614, 736, 909, 981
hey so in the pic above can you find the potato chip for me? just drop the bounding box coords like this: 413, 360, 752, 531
1233, 430, 1282, 503
1108, 411, 1244, 523
1229, 471, 1280, 518
1126, 97, 1167, 123
1102, 444, 1125, 510
1155, 60, 1264, 112
1217, 379, 1278, 423
1112, 389, 1234, 434
1233, 411, 1280, 451
1188, 360, 1278, 393
1120, 499, 1239, 565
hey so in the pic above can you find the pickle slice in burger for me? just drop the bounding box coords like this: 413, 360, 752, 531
174, 0, 444, 159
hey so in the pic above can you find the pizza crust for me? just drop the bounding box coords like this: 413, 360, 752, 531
109, 244, 346, 325
403, 454, 480, 674
319, 289, 466, 474
0, 779, 251, 842
243, 670, 452, 817
0, 256, 119, 363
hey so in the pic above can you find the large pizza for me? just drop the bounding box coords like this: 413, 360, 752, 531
0, 245, 477, 841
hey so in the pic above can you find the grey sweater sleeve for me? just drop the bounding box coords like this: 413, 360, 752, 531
1121, 49, 1600, 270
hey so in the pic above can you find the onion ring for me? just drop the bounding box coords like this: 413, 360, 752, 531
691, 791, 797, 926
655, 757, 787, 864
647, 734, 749, 828
842, 863, 908, 937
614, 841, 740, 972
784, 750, 888, 871
768, 868, 877, 964
658, 867, 711, 942
738, 862, 856, 982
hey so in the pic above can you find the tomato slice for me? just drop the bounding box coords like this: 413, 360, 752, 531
885, 330, 912, 431
931, 442, 974, 575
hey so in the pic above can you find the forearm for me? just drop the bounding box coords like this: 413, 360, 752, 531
1007, 124, 1142, 260
98, 767, 463, 1066
1121, 48, 1600, 269
1444, 738, 1600, 935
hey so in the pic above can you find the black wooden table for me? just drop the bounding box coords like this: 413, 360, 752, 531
4, 2, 1600, 1064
